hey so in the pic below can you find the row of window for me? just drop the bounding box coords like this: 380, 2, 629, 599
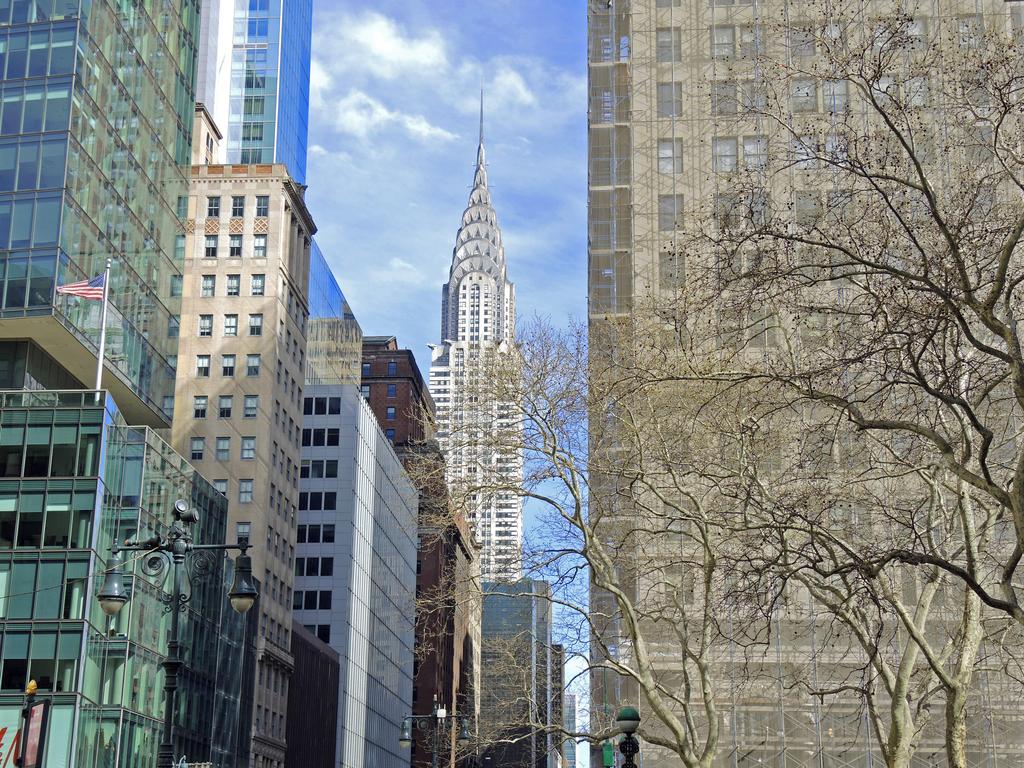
298, 491, 337, 512
300, 428, 340, 447
299, 459, 338, 479
302, 396, 341, 416
189, 435, 257, 462
209, 477, 255, 503
197, 313, 263, 337
297, 523, 336, 543
192, 394, 259, 419
295, 556, 333, 577
195, 273, 265, 298
293, 589, 332, 610
195, 354, 261, 377
202, 233, 267, 259
359, 384, 399, 398
361, 361, 399, 377
203, 194, 270, 219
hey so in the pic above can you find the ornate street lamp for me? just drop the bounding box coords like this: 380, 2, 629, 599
96, 498, 257, 768
400, 698, 473, 768
616, 706, 641, 768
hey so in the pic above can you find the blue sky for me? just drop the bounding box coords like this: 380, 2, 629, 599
304, 0, 588, 372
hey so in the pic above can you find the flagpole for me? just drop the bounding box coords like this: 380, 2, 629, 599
94, 258, 111, 391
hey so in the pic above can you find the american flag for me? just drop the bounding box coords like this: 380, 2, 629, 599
56, 273, 106, 300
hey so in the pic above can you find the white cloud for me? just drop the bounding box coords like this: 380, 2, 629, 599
491, 66, 537, 108
317, 11, 448, 81
333, 90, 457, 143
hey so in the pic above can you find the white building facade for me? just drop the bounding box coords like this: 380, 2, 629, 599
429, 125, 523, 582
294, 384, 418, 768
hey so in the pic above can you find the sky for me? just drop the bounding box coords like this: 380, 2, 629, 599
304, 0, 588, 374
304, 0, 592, 755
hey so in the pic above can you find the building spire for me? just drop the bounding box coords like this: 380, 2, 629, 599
479, 87, 484, 146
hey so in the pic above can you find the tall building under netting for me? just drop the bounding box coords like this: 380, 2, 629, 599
587, 1, 1024, 766
429, 114, 523, 583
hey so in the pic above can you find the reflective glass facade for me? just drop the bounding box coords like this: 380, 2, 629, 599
306, 240, 361, 387
198, 0, 311, 181
0, 0, 197, 425
0, 388, 247, 768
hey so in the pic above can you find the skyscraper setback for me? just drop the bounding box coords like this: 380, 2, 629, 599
429, 113, 523, 582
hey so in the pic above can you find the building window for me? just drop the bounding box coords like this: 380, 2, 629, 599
224, 314, 238, 336
253, 234, 267, 258
226, 274, 240, 296
360, 385, 370, 399
231, 195, 245, 217
790, 26, 815, 56
823, 80, 849, 112
190, 437, 204, 461
168, 316, 180, 338
170, 275, 182, 297
657, 139, 684, 174
361, 362, 371, 377
255, 195, 269, 217
315, 625, 330, 643
656, 82, 683, 117
387, 361, 397, 376
656, 27, 681, 62
201, 275, 215, 297
176, 195, 188, 217
251, 274, 265, 296
197, 355, 210, 377
246, 354, 261, 377
229, 234, 243, 258
236, 521, 251, 544
198, 315, 213, 337
204, 235, 218, 258
241, 437, 256, 460
712, 137, 738, 172
175, 234, 186, 260
239, 479, 254, 503
658, 194, 684, 231
193, 396, 208, 418
207, 196, 221, 217
793, 136, 817, 169
385, 429, 395, 442
219, 395, 233, 418
743, 136, 767, 169
711, 80, 737, 115
385, 406, 396, 420
249, 314, 263, 336
222, 354, 236, 377
710, 25, 735, 58
791, 79, 817, 112
213, 479, 228, 496
216, 437, 230, 461
739, 25, 762, 58
386, 383, 397, 397
244, 395, 259, 418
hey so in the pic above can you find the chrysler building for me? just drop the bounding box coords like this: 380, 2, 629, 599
429, 106, 522, 581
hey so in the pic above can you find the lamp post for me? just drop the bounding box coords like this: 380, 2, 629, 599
616, 706, 641, 768
96, 499, 258, 768
399, 698, 472, 768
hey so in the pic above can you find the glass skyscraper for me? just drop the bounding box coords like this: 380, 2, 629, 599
0, 0, 192, 427
195, 0, 311, 182
0, 0, 254, 761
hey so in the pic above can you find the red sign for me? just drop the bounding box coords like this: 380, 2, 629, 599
21, 701, 46, 768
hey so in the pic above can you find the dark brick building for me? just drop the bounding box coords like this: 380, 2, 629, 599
285, 622, 340, 768
361, 335, 434, 444
361, 336, 479, 768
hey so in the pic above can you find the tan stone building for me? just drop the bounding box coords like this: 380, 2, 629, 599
587, 1, 1024, 766
171, 106, 312, 768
